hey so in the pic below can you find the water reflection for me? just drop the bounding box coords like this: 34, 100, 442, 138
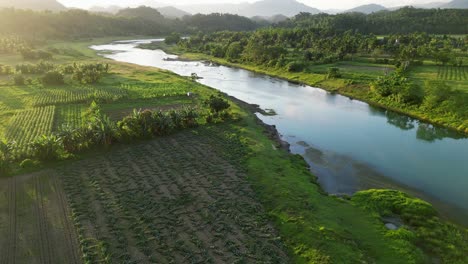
416, 123, 465, 142
386, 111, 416, 130
91, 40, 468, 223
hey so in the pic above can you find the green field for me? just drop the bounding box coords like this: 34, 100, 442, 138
0, 38, 467, 264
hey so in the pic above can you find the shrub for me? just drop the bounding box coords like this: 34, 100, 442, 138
286, 61, 304, 72
72, 63, 109, 84
21, 49, 53, 60
165, 33, 181, 45
205, 95, 230, 114
180, 107, 199, 128
20, 159, 38, 168
58, 124, 87, 153
327, 67, 341, 79
13, 74, 25, 85
30, 135, 63, 161
42, 71, 65, 85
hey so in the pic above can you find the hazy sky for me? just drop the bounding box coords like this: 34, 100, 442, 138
58, 0, 452, 10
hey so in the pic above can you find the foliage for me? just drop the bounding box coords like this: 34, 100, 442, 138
72, 63, 109, 84
205, 95, 230, 114
21, 49, 53, 60
327, 67, 341, 79
29, 135, 62, 161
164, 32, 181, 45
16, 61, 55, 74
13, 74, 25, 85
279, 8, 468, 35
352, 189, 468, 263
371, 72, 424, 104
183, 13, 258, 33
286, 61, 305, 72
42, 71, 65, 85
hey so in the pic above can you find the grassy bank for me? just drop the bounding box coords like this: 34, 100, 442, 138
153, 44, 468, 135
1, 38, 467, 263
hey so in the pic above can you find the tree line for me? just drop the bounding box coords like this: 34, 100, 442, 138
278, 7, 468, 35
0, 6, 467, 39
0, 95, 232, 174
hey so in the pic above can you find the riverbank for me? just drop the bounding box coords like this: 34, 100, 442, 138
149, 43, 468, 136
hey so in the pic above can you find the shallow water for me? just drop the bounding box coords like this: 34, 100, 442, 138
92, 39, 468, 224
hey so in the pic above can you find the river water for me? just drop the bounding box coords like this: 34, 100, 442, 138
92, 39, 468, 224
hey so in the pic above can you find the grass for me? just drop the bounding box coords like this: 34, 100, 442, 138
1, 37, 466, 263
0, 38, 214, 157
174, 50, 468, 134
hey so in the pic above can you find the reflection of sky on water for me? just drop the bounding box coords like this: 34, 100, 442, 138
91, 40, 468, 215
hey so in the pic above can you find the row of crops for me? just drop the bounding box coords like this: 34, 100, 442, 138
54, 105, 83, 130
122, 82, 194, 99
31, 86, 128, 107
437, 66, 467, 81
5, 106, 55, 155
59, 131, 288, 263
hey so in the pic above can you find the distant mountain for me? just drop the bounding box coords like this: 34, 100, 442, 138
116, 6, 165, 21
238, 0, 320, 17
178, 3, 249, 15
439, 0, 468, 8
0, 0, 66, 11
321, 9, 343, 14
413, 2, 447, 9
89, 5, 122, 14
345, 4, 387, 14
179, 0, 319, 18
157, 6, 191, 19
251, 14, 289, 24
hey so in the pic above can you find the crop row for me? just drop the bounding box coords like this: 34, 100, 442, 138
437, 66, 467, 81
59, 130, 288, 263
31, 87, 128, 107
122, 82, 193, 99
54, 105, 83, 130
5, 106, 55, 155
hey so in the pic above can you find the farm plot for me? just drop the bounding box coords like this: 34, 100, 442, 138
57, 129, 289, 263
32, 86, 128, 107
53, 104, 84, 130
0, 173, 81, 264
5, 106, 55, 155
437, 66, 467, 81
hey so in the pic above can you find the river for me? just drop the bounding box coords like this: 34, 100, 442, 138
91, 39, 468, 225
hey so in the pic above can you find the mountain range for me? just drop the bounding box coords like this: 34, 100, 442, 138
2, 0, 466, 18
0, 0, 65, 11
345, 4, 387, 14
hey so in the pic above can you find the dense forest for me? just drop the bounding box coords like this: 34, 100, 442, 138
0, 6, 467, 39
278, 7, 468, 34
176, 28, 468, 132
0, 8, 259, 38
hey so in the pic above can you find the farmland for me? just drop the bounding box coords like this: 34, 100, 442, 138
0, 39, 207, 158
1, 36, 467, 263
0, 172, 81, 264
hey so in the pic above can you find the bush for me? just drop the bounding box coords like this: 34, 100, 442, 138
30, 135, 63, 161
72, 63, 109, 84
286, 61, 305, 72
42, 71, 65, 85
21, 49, 53, 60
327, 67, 341, 79
165, 33, 181, 45
20, 159, 38, 168
13, 74, 25, 85
205, 95, 230, 114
